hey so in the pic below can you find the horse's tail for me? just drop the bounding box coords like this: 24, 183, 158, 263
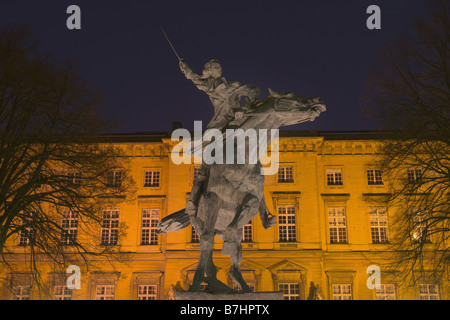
156, 208, 191, 235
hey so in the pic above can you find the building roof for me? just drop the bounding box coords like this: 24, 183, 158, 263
93, 130, 396, 143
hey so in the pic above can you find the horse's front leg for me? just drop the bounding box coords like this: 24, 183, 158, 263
190, 232, 215, 292
223, 228, 252, 293
190, 192, 221, 292
205, 251, 217, 280
223, 194, 259, 293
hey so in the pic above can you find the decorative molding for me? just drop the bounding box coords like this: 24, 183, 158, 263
320, 140, 381, 155
321, 193, 350, 201
268, 260, 308, 274
270, 191, 301, 208
137, 195, 167, 199
325, 270, 357, 283
267, 260, 308, 296
362, 193, 391, 197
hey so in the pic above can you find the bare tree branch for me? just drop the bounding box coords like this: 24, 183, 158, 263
0, 24, 136, 294
362, 0, 449, 287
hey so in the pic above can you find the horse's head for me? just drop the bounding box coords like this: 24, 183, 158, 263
268, 88, 326, 126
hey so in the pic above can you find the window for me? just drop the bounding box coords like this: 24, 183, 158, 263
278, 205, 296, 242
193, 167, 200, 177
407, 168, 422, 182
95, 285, 115, 300
144, 170, 160, 187
326, 168, 343, 185
367, 169, 383, 185
328, 207, 347, 244
193, 166, 201, 184
412, 208, 431, 243
19, 230, 30, 246
376, 284, 396, 300
242, 221, 253, 242
278, 283, 300, 300
106, 171, 122, 187
278, 166, 294, 183
19, 211, 35, 246
370, 207, 389, 244
419, 284, 440, 300
141, 209, 159, 245
61, 210, 78, 245
332, 284, 352, 300
101, 210, 119, 245
191, 227, 200, 243
12, 286, 31, 300
54, 286, 72, 300
66, 171, 81, 186
137, 285, 157, 300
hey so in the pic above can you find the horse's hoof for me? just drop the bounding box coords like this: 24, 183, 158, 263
263, 216, 277, 229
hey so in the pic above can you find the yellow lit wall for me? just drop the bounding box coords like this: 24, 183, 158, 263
0, 131, 448, 300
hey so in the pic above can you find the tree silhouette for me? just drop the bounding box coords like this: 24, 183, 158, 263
362, 0, 449, 287
0, 24, 135, 297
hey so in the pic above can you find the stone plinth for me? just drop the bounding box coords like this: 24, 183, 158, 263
175, 291, 284, 300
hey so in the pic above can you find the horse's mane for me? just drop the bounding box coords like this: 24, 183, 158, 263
268, 88, 294, 99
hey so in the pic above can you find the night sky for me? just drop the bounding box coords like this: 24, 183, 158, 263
1, 0, 430, 133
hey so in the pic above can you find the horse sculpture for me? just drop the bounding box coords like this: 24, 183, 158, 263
157, 89, 325, 293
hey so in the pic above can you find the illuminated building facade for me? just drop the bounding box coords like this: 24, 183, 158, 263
1, 131, 448, 300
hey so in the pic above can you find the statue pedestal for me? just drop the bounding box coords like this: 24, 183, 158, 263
174, 291, 284, 300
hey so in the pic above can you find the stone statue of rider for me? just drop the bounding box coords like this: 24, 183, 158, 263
179, 59, 275, 229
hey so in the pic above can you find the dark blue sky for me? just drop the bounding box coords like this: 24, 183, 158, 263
1, 0, 429, 133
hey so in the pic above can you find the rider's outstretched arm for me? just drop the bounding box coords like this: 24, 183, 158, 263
179, 60, 209, 92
